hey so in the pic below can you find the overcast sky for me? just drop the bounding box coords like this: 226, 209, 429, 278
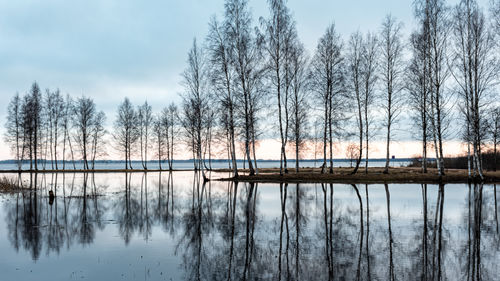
0, 0, 492, 159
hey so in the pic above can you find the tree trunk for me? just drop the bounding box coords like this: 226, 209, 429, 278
384, 123, 391, 174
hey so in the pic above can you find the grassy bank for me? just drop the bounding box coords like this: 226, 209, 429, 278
0, 176, 20, 192
216, 167, 500, 184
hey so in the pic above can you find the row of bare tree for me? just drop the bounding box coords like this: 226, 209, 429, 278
5, 83, 106, 171
114, 98, 178, 171
4, 0, 500, 178
178, 0, 500, 178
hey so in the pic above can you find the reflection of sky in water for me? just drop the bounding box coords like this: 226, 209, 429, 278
0, 172, 498, 281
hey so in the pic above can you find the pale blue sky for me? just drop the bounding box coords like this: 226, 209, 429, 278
0, 0, 418, 114
0, 0, 492, 159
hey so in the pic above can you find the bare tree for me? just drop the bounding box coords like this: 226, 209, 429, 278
288, 42, 309, 173
21, 82, 42, 170
162, 103, 178, 171
90, 111, 106, 169
380, 15, 405, 174
261, 0, 296, 175
346, 143, 359, 168
224, 0, 264, 176
361, 33, 379, 174
451, 0, 499, 179
309, 24, 345, 174
407, 30, 430, 173
207, 16, 239, 177
489, 107, 500, 171
61, 94, 76, 170
346, 31, 364, 174
4, 93, 24, 170
152, 114, 165, 170
138, 101, 153, 170
115, 98, 138, 170
43, 89, 64, 170
73, 96, 97, 170
180, 39, 210, 179
414, 0, 451, 177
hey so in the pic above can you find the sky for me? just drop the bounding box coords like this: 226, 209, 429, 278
0, 0, 492, 160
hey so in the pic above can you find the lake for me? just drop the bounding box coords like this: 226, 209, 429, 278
0, 158, 412, 171
0, 172, 498, 281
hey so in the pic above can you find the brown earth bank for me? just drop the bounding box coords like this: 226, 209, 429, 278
214, 167, 500, 184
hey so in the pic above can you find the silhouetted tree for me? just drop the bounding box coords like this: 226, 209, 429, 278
114, 98, 138, 169
309, 24, 345, 174
261, 0, 297, 175
180, 39, 210, 179
361, 33, 378, 174
5, 93, 24, 170
224, 0, 264, 176
138, 101, 153, 169
288, 42, 309, 173
346, 31, 364, 174
451, 0, 499, 179
207, 16, 239, 177
490, 107, 500, 171
22, 82, 42, 170
380, 15, 405, 174
73, 96, 97, 170
90, 111, 106, 169
407, 29, 430, 173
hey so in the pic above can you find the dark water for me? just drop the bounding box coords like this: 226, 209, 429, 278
0, 172, 498, 281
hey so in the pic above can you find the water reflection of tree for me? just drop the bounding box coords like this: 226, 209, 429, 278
406, 183, 447, 281
176, 172, 215, 281
6, 173, 106, 260
5, 176, 500, 280
458, 183, 500, 281
153, 171, 176, 235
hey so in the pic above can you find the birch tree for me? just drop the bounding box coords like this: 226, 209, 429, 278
346, 31, 364, 174
309, 24, 345, 174
180, 39, 209, 179
224, 0, 264, 176
451, 0, 499, 179
490, 107, 500, 171
207, 16, 239, 177
360, 33, 378, 174
380, 15, 405, 174
4, 93, 24, 170
261, 0, 296, 175
288, 41, 309, 173
90, 111, 106, 169
407, 31, 430, 173
138, 101, 153, 169
73, 96, 97, 170
115, 98, 138, 170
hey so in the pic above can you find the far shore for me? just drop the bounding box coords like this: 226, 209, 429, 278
0, 167, 499, 184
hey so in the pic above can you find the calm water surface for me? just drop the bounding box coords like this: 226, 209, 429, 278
0, 172, 498, 281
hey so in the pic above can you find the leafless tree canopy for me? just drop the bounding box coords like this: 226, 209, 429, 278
3, 0, 500, 177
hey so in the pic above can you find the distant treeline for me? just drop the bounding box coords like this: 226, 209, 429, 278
4, 0, 500, 179
409, 151, 500, 171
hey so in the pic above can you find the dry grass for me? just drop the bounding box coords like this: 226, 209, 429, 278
216, 167, 500, 184
0, 176, 20, 192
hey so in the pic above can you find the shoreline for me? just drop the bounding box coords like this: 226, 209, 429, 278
0, 167, 498, 184
214, 167, 500, 184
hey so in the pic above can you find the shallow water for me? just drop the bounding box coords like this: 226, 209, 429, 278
0, 158, 411, 171
0, 172, 498, 281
